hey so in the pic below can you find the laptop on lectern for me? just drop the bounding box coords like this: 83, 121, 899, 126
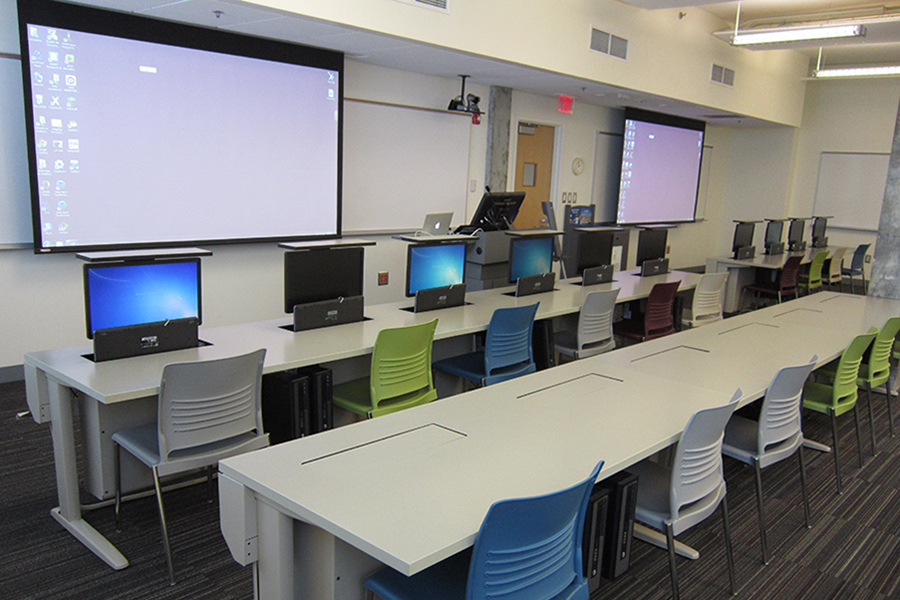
420, 212, 453, 236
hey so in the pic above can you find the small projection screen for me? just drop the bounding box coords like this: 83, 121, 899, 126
19, 0, 344, 253
616, 108, 705, 225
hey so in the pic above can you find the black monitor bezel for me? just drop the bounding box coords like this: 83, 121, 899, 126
283, 247, 364, 313
508, 235, 554, 283
635, 228, 668, 267
83, 257, 202, 340
404, 241, 468, 298
788, 219, 805, 244
575, 229, 614, 276
469, 192, 525, 231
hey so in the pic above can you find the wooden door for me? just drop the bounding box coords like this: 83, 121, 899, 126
513, 123, 555, 229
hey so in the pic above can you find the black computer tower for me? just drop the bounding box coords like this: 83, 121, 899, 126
261, 371, 311, 444
583, 483, 610, 593
532, 319, 556, 371
299, 365, 334, 433
600, 471, 638, 580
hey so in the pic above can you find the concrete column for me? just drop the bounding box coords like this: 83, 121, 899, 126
870, 97, 900, 300
485, 86, 512, 192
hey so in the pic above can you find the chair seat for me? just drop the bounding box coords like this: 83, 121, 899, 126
113, 423, 268, 478
365, 550, 471, 600
333, 376, 437, 418
802, 381, 856, 417
722, 415, 803, 469
553, 329, 614, 359
613, 317, 673, 341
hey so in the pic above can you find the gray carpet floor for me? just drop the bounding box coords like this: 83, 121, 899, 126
2, 375, 899, 600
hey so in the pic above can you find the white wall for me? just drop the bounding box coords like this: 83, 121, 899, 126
258, 0, 809, 126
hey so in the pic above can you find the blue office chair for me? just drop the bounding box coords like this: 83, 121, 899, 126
364, 460, 604, 600
841, 244, 870, 294
434, 303, 539, 387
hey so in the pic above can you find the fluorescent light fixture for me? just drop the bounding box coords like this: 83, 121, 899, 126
732, 24, 865, 45
815, 65, 900, 78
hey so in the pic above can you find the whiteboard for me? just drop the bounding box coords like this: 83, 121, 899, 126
813, 152, 889, 231
342, 100, 471, 233
0, 56, 32, 247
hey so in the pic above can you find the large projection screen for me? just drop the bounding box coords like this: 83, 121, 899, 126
19, 0, 343, 253
616, 108, 705, 225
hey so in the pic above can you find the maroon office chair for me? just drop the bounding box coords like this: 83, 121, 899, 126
614, 281, 680, 343
741, 255, 803, 310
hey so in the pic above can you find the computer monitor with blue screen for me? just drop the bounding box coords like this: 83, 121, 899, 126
84, 258, 201, 339
406, 242, 467, 297
509, 236, 553, 283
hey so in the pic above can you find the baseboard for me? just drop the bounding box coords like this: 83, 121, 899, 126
0, 365, 24, 384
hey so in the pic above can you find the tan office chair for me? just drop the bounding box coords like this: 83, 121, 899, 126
683, 271, 728, 328
554, 288, 619, 360
112, 349, 269, 584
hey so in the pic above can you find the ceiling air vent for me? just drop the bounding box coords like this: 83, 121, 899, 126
394, 0, 449, 13
711, 64, 735, 86
591, 28, 628, 60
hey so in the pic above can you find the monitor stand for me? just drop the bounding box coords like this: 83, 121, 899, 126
286, 296, 366, 332
88, 317, 203, 362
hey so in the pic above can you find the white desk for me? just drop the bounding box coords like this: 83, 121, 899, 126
218, 291, 900, 600
22, 269, 700, 572
706, 247, 835, 313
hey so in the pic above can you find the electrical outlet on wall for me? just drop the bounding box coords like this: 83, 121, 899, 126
378, 271, 389, 285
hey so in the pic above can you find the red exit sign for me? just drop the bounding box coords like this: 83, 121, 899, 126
558, 95, 574, 114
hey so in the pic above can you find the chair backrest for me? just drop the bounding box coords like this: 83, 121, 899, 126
158, 348, 266, 460
807, 250, 829, 287
467, 461, 603, 600
370, 319, 438, 408
691, 272, 728, 323
779, 255, 804, 291
831, 328, 879, 407
828, 247, 848, 280
577, 288, 620, 351
484, 303, 539, 379
850, 244, 871, 272
864, 316, 900, 384
757, 357, 818, 455
669, 389, 741, 531
644, 281, 680, 339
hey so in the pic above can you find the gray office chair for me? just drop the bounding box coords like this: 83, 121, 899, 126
554, 288, 619, 360
112, 349, 268, 584
683, 271, 728, 328
825, 246, 848, 290
722, 358, 817, 565
629, 389, 741, 600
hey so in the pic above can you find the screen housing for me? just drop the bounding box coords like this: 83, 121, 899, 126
468, 192, 525, 231
83, 257, 201, 339
635, 228, 668, 267
19, 0, 344, 254
284, 247, 364, 313
405, 242, 467, 297
732, 222, 755, 253
575, 230, 614, 276
765, 220, 784, 249
508, 236, 553, 283
812, 217, 827, 244
616, 108, 705, 226
788, 219, 805, 245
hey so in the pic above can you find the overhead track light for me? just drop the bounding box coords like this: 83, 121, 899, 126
814, 65, 900, 78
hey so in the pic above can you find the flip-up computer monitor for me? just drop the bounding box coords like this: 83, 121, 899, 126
732, 222, 755, 254
469, 192, 525, 231
284, 247, 364, 313
575, 230, 614, 276
765, 220, 783, 248
788, 220, 805, 246
406, 242, 467, 297
636, 228, 667, 267
509, 236, 553, 283
84, 258, 201, 339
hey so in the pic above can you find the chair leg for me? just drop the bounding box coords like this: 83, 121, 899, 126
753, 458, 769, 565
665, 523, 680, 600
888, 368, 897, 438
854, 403, 864, 468
114, 443, 122, 532
152, 465, 176, 585
798, 446, 812, 529
831, 409, 843, 494
207, 465, 215, 503
866, 383, 878, 456
721, 496, 737, 596
365, 589, 375, 600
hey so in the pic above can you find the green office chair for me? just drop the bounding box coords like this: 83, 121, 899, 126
803, 328, 877, 494
858, 317, 900, 450
332, 319, 438, 419
798, 250, 829, 295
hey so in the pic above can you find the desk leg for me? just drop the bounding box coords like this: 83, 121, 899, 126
633, 523, 700, 560
257, 500, 295, 600
47, 378, 128, 570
